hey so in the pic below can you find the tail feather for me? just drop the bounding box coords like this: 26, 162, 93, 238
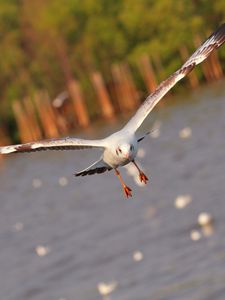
75, 158, 112, 176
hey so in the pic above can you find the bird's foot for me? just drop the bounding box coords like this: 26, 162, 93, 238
139, 172, 149, 184
123, 185, 132, 198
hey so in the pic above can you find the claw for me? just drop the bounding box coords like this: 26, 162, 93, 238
123, 185, 132, 198
115, 168, 132, 198
132, 161, 149, 185
139, 172, 148, 184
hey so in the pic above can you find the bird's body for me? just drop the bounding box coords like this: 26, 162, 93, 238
1, 23, 225, 197
103, 130, 138, 168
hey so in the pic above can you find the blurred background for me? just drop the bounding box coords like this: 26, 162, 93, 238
1, 1, 225, 300
0, 0, 225, 143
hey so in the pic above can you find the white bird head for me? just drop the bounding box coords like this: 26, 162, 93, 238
115, 143, 135, 160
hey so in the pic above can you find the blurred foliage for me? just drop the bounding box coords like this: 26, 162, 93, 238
0, 0, 224, 122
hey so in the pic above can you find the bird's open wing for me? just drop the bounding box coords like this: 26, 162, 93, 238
0, 137, 106, 154
123, 23, 225, 133
75, 158, 112, 176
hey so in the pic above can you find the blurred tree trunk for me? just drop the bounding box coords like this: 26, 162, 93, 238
56, 39, 90, 127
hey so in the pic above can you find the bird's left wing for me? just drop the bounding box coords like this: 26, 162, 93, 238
0, 137, 106, 154
123, 23, 225, 133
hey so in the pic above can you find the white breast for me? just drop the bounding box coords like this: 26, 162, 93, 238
103, 149, 128, 168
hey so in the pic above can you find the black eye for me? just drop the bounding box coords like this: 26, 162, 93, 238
130, 145, 134, 151
116, 149, 119, 155
118, 148, 122, 153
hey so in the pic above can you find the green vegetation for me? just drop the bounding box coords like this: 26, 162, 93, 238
0, 0, 225, 122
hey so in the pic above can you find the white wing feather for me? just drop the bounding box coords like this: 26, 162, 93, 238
0, 137, 106, 154
123, 23, 225, 133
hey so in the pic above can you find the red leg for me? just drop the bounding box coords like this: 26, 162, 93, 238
132, 161, 149, 184
115, 169, 132, 198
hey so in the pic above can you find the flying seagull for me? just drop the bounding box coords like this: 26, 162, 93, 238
1, 24, 225, 197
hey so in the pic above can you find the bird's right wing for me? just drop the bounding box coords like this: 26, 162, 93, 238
123, 23, 225, 133
75, 158, 112, 176
0, 137, 106, 154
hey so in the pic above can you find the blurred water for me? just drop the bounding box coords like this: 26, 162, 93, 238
1, 81, 225, 300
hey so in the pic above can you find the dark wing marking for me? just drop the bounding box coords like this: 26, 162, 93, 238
137, 132, 150, 142
0, 137, 105, 154
75, 158, 112, 176
124, 23, 225, 133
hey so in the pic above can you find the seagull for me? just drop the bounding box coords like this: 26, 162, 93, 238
1, 24, 225, 198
